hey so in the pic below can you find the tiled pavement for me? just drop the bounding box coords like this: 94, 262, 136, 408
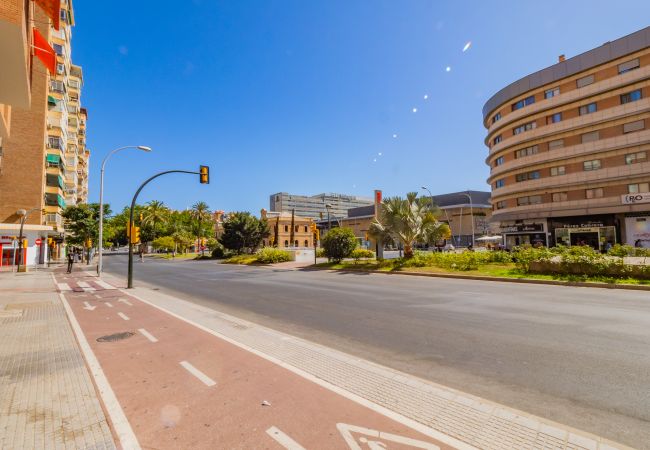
0, 270, 115, 449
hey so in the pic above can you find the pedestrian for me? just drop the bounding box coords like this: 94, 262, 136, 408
66, 251, 74, 273
139, 245, 144, 262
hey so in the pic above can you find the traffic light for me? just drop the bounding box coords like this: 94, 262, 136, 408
199, 165, 209, 184
309, 223, 317, 233
130, 225, 140, 244
201, 238, 207, 246
85, 238, 92, 248
365, 232, 369, 241
22, 239, 28, 249
47, 237, 53, 246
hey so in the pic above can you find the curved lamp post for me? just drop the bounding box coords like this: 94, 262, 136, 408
98, 145, 152, 277
460, 191, 475, 247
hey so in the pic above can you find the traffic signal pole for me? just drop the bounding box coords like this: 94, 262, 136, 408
127, 168, 208, 288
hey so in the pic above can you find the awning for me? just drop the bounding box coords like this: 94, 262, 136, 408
46, 154, 61, 164
32, 28, 56, 74
34, 0, 61, 31
47, 95, 57, 105
475, 235, 503, 241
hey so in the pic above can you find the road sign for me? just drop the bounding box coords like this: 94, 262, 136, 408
35, 238, 42, 245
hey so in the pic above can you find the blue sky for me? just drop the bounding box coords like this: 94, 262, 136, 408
74, 0, 650, 214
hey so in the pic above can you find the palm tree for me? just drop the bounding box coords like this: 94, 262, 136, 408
141, 200, 169, 241
190, 201, 211, 254
369, 192, 448, 258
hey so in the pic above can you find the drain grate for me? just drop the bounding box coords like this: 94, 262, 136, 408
96, 331, 135, 342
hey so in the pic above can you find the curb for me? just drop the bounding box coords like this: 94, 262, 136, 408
305, 266, 650, 291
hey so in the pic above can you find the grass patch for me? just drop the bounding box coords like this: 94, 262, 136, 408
149, 252, 201, 260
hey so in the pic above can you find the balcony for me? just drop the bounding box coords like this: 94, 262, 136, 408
44, 213, 63, 228
49, 80, 66, 94
47, 136, 64, 149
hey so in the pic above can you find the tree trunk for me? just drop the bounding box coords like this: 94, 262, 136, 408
289, 209, 295, 247
404, 243, 414, 259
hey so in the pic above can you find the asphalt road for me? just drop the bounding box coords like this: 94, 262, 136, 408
104, 255, 650, 448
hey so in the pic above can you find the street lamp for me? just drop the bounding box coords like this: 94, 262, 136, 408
16, 207, 41, 272
325, 203, 333, 232
460, 191, 475, 247
98, 145, 152, 277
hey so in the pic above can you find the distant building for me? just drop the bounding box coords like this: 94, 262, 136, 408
269, 192, 374, 220
261, 209, 314, 248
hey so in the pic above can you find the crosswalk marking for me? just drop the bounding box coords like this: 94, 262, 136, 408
117, 312, 130, 321
95, 280, 115, 290
57, 282, 71, 291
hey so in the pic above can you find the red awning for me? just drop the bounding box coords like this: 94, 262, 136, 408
34, 0, 61, 31
33, 28, 56, 74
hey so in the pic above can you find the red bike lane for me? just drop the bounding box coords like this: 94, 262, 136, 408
55, 270, 458, 450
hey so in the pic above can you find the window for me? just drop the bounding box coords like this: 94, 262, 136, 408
60, 9, 67, 22
496, 201, 507, 210
495, 179, 505, 188
513, 121, 536, 135
548, 139, 564, 150
514, 145, 538, 158
585, 188, 604, 199
511, 95, 535, 111
550, 166, 566, 176
56, 63, 65, 75
304, 226, 308, 232
52, 43, 63, 56
623, 120, 645, 133
581, 131, 599, 143
579, 102, 597, 115
583, 159, 601, 171
547, 112, 562, 124
45, 193, 61, 207
517, 195, 542, 206
576, 74, 594, 88
493, 134, 502, 145
295, 225, 299, 232
49, 80, 65, 93
552, 192, 568, 202
492, 113, 501, 123
515, 171, 540, 182
284, 225, 288, 232
284, 240, 289, 247
625, 151, 647, 164
48, 136, 63, 149
620, 89, 642, 104
304, 240, 309, 247
618, 58, 640, 74
494, 156, 505, 167
544, 87, 560, 99
628, 183, 650, 194
294, 240, 299, 247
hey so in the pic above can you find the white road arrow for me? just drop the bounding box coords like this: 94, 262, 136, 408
118, 298, 133, 306
83, 301, 96, 311
336, 423, 440, 450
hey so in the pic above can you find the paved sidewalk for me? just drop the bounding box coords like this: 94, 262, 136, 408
0, 270, 115, 449
63, 269, 631, 450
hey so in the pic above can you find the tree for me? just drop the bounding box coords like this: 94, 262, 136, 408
369, 192, 447, 258
219, 212, 269, 254
321, 227, 358, 262
289, 209, 295, 247
61, 203, 111, 263
190, 201, 212, 254
141, 200, 169, 241
152, 236, 175, 253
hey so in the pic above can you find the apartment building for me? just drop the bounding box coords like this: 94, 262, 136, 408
0, 0, 89, 268
483, 27, 650, 250
269, 192, 374, 220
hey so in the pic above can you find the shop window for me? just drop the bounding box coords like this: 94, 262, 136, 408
550, 166, 565, 176
583, 159, 601, 171
585, 188, 604, 199
618, 58, 640, 74
552, 192, 568, 202
625, 151, 647, 164
628, 183, 650, 194
544, 87, 560, 99
579, 102, 597, 115
623, 120, 645, 134
576, 74, 594, 88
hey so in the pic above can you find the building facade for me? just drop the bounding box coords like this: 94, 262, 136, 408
483, 27, 650, 250
261, 209, 315, 248
430, 191, 494, 247
270, 192, 374, 220
0, 0, 89, 268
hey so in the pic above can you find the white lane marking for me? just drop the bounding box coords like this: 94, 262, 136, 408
58, 293, 141, 450
266, 427, 306, 450
95, 280, 116, 290
105, 302, 113, 308
117, 312, 130, 321
78, 281, 91, 288
337, 423, 440, 449
93, 294, 101, 298
118, 298, 133, 306
120, 288, 475, 450
138, 328, 158, 343
179, 361, 216, 387
57, 282, 71, 291
82, 301, 96, 311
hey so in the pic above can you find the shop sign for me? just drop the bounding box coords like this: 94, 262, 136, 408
500, 223, 544, 233
622, 193, 650, 205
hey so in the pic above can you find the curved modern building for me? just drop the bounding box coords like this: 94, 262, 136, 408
483, 27, 650, 249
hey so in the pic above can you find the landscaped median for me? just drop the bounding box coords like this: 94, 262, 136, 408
314, 245, 650, 289
222, 247, 292, 265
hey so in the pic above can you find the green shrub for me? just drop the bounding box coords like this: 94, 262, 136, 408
608, 244, 650, 257
256, 247, 292, 264
511, 246, 555, 272
211, 244, 227, 259
322, 228, 358, 262
316, 248, 326, 258
351, 248, 375, 262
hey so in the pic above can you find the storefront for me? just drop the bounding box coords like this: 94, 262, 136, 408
548, 215, 619, 251
499, 221, 548, 249
621, 193, 650, 248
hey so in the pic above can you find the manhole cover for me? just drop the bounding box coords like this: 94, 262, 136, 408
96, 331, 135, 342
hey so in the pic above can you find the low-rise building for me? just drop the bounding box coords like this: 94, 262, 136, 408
261, 209, 315, 248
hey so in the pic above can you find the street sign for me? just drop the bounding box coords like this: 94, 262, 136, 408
35, 238, 42, 245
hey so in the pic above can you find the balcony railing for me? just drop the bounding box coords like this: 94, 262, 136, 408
49, 80, 66, 94
44, 213, 63, 227
47, 136, 64, 149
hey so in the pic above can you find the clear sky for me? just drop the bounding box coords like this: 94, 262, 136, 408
74, 0, 650, 213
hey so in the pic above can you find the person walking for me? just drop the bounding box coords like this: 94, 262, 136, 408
66, 251, 74, 273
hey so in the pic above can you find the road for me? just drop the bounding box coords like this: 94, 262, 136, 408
104, 255, 650, 448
